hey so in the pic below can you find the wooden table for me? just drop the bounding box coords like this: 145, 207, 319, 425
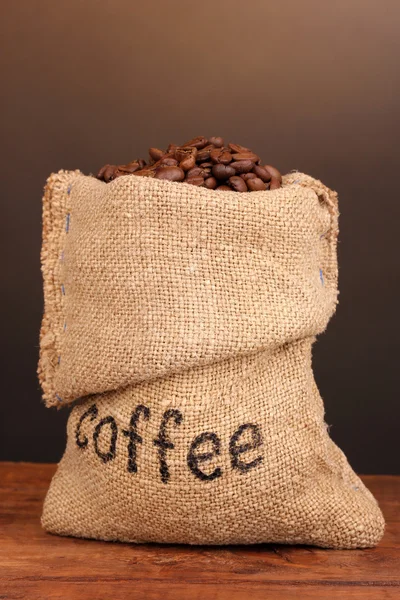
0, 463, 398, 599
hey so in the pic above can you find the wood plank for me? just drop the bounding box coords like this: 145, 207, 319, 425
0, 462, 399, 600
2, 581, 400, 600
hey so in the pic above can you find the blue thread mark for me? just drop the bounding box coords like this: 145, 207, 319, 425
55, 393, 63, 403
293, 178, 302, 184
65, 213, 70, 233
58, 355, 61, 365
63, 322, 67, 332
60, 250, 64, 262
319, 269, 324, 285
61, 284, 65, 295
67, 184, 72, 195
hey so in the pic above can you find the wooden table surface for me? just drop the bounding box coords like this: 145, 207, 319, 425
0, 463, 398, 599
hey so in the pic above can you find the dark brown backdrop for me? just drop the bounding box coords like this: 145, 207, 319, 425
0, 0, 398, 473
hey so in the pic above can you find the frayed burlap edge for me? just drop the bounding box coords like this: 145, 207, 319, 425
38, 170, 81, 408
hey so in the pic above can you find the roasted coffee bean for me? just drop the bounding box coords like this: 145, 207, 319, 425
160, 157, 178, 166
149, 148, 165, 161
263, 165, 282, 183
132, 169, 156, 178
232, 152, 260, 163
181, 136, 208, 149
137, 159, 147, 169
210, 149, 233, 164
96, 164, 110, 180
216, 185, 231, 191
121, 161, 142, 173
212, 164, 236, 180
102, 165, 118, 182
180, 154, 197, 171
208, 136, 224, 148
196, 145, 214, 162
199, 161, 213, 168
167, 143, 178, 154
269, 176, 281, 190
253, 165, 272, 182
228, 143, 250, 154
210, 148, 222, 164
175, 147, 198, 162
113, 169, 129, 179
155, 166, 185, 181
228, 176, 248, 192
204, 176, 217, 189
187, 167, 204, 177
192, 167, 211, 178
246, 177, 267, 191
231, 160, 254, 174
185, 176, 205, 186
241, 172, 257, 181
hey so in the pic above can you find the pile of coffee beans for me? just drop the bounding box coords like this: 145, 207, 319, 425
96, 136, 282, 192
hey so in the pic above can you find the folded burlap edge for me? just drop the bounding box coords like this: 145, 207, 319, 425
38, 170, 339, 409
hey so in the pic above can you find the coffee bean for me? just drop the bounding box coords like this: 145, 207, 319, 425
199, 162, 213, 168
210, 149, 233, 164
241, 172, 257, 181
159, 157, 177, 166
121, 161, 142, 173
246, 177, 267, 191
269, 176, 281, 190
180, 154, 197, 171
228, 143, 250, 153
167, 143, 178, 154
216, 185, 231, 191
97, 164, 111, 180
155, 166, 185, 181
187, 167, 204, 177
229, 176, 248, 192
204, 177, 217, 189
196, 145, 214, 162
149, 148, 165, 161
212, 164, 236, 180
231, 160, 254, 174
132, 169, 156, 177
252, 165, 271, 182
185, 176, 205, 186
175, 147, 198, 162
232, 152, 260, 163
208, 136, 224, 148
210, 148, 222, 163
263, 165, 282, 183
137, 159, 147, 169
113, 168, 130, 179
102, 165, 117, 182
181, 136, 209, 149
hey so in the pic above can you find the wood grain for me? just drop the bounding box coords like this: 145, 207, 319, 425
0, 463, 399, 599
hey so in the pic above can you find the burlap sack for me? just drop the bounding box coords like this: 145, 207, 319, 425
38, 171, 384, 548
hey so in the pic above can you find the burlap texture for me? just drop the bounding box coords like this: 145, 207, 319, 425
39, 171, 384, 548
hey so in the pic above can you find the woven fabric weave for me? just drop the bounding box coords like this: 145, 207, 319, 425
39, 172, 384, 548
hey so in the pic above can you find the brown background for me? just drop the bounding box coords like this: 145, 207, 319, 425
0, 0, 398, 473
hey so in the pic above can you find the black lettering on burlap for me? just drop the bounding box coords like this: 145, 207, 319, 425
75, 404, 98, 449
229, 423, 263, 472
122, 404, 150, 473
153, 409, 183, 484
93, 416, 118, 463
187, 432, 222, 481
